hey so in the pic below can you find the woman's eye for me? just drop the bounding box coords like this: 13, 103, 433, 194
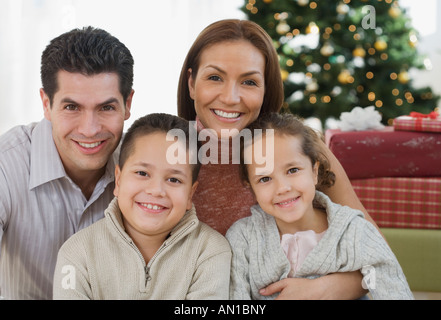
288, 168, 299, 174
243, 79, 257, 86
208, 75, 222, 81
136, 171, 148, 177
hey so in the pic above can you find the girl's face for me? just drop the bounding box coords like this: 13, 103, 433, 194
246, 134, 319, 235
188, 40, 266, 137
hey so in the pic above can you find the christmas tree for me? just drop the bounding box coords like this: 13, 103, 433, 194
242, 0, 439, 126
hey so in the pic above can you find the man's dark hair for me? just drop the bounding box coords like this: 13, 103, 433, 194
119, 113, 201, 184
41, 26, 134, 105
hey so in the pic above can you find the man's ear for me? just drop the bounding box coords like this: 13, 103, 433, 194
124, 89, 135, 121
40, 88, 51, 121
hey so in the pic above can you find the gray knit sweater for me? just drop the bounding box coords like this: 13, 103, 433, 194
226, 191, 413, 300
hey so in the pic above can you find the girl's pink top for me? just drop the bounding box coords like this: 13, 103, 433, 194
281, 230, 326, 277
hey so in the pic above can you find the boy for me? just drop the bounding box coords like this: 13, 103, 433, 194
53, 113, 231, 299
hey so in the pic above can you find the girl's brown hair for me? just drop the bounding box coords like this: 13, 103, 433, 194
240, 112, 336, 190
177, 19, 284, 121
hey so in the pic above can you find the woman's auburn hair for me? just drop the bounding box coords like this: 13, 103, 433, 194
177, 19, 284, 121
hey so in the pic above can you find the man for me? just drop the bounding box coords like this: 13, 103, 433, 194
0, 26, 134, 299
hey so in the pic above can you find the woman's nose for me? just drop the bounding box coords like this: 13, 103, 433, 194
219, 82, 241, 105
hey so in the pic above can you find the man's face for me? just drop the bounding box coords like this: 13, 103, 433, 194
41, 70, 133, 181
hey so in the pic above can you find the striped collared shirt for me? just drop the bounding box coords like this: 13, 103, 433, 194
0, 119, 116, 299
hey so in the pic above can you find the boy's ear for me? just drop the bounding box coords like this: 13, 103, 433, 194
113, 165, 122, 197
186, 181, 199, 210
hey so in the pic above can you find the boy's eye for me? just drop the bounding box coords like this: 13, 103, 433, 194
168, 177, 181, 184
258, 176, 271, 183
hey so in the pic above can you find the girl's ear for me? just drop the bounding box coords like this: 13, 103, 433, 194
313, 161, 319, 186
113, 165, 121, 197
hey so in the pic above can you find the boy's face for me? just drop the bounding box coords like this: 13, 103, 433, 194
246, 134, 319, 234
114, 132, 197, 240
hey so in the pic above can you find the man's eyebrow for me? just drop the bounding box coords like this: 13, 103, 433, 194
60, 97, 120, 106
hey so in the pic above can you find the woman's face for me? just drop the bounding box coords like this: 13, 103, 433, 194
188, 40, 266, 137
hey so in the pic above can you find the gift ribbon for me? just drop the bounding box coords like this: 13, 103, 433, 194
409, 111, 439, 131
410, 111, 439, 119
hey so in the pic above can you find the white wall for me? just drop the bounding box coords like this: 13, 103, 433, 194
0, 0, 245, 134
0, 0, 439, 135
401, 0, 441, 110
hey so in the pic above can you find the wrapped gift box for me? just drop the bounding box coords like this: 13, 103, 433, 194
393, 115, 441, 133
351, 177, 441, 230
325, 127, 441, 179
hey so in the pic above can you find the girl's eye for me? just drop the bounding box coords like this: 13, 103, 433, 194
288, 168, 299, 174
258, 176, 271, 183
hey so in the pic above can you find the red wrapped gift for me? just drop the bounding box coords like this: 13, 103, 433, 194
326, 127, 441, 179
351, 177, 441, 230
393, 111, 441, 133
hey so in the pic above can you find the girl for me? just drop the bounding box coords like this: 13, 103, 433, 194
226, 112, 413, 300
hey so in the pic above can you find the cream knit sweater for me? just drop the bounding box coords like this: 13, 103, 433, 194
53, 198, 232, 300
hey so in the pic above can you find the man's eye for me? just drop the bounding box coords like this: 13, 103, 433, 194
65, 104, 78, 111
102, 105, 115, 111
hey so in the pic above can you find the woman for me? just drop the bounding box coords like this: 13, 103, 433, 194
177, 19, 376, 299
